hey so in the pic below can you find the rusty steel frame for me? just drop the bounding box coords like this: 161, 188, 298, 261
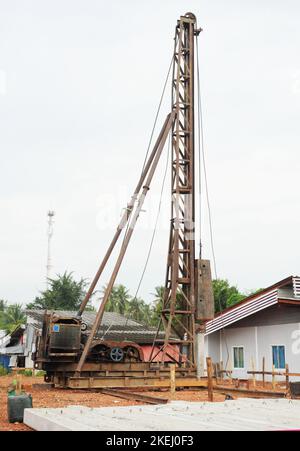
77, 114, 174, 317
38, 13, 206, 388
151, 13, 199, 366
75, 112, 175, 375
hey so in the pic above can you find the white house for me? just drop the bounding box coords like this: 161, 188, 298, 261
203, 276, 300, 381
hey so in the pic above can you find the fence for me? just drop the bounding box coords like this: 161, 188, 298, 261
206, 357, 300, 402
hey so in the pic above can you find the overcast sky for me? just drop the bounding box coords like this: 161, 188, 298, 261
0, 0, 299, 307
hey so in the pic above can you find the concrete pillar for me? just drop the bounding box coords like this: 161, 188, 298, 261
196, 332, 205, 379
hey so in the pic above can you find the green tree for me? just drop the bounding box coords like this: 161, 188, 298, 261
150, 286, 165, 327
213, 279, 245, 313
140, 302, 153, 326
0, 300, 7, 311
104, 285, 154, 326
1, 304, 26, 333
127, 297, 152, 324
0, 300, 7, 329
104, 285, 131, 315
26, 272, 94, 311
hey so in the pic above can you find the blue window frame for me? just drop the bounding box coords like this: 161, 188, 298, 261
272, 345, 286, 369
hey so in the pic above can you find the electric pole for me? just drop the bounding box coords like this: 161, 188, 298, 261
46, 210, 55, 288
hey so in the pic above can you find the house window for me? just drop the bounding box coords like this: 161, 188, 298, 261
272, 345, 286, 369
233, 347, 244, 369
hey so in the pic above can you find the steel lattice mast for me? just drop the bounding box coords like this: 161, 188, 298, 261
75, 12, 210, 374
156, 13, 200, 366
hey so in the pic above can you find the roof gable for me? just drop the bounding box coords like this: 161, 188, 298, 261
206, 276, 300, 335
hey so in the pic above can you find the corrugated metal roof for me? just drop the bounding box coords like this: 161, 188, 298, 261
293, 277, 300, 298
26, 310, 165, 344
0, 330, 6, 339
0, 332, 11, 348
26, 310, 144, 328
206, 289, 278, 334
0, 343, 24, 355
205, 275, 300, 335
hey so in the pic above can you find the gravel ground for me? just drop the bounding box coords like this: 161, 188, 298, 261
0, 376, 226, 431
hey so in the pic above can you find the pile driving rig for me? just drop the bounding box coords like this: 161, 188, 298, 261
34, 12, 214, 389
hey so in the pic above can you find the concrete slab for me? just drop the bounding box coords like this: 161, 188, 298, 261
24, 399, 300, 431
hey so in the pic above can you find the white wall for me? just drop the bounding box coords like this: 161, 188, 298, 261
205, 322, 300, 381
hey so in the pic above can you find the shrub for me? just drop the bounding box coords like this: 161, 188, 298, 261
17, 369, 33, 377
0, 365, 8, 376
35, 371, 46, 377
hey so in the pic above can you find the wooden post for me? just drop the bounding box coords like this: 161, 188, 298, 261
16, 374, 22, 396
170, 365, 176, 398
251, 357, 256, 389
220, 361, 224, 382
285, 364, 290, 394
230, 359, 234, 385
272, 365, 276, 391
206, 357, 214, 402
215, 363, 220, 384
262, 357, 266, 388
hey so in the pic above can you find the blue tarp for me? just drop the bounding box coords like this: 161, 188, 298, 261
0, 354, 10, 370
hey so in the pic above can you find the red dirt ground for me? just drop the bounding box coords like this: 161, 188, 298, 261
0, 375, 226, 431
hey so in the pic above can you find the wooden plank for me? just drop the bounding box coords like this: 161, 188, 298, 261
248, 371, 286, 376
215, 385, 286, 399
65, 376, 208, 390
99, 389, 169, 405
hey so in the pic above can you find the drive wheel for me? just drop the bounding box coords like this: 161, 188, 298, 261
110, 347, 124, 362
124, 346, 141, 362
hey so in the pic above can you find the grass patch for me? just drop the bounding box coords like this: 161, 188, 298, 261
0, 365, 8, 376
35, 371, 46, 377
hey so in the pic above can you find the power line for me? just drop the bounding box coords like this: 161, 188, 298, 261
196, 32, 231, 371
128, 133, 171, 319
101, 57, 173, 336
196, 35, 218, 280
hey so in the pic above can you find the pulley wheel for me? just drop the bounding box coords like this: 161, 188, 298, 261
110, 347, 124, 362
80, 322, 88, 332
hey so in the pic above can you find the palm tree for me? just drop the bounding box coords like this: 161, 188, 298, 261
0, 300, 7, 312
115, 285, 131, 315
140, 302, 153, 326
26, 272, 91, 311
104, 284, 131, 315
2, 304, 26, 333
150, 286, 165, 326
127, 297, 147, 323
